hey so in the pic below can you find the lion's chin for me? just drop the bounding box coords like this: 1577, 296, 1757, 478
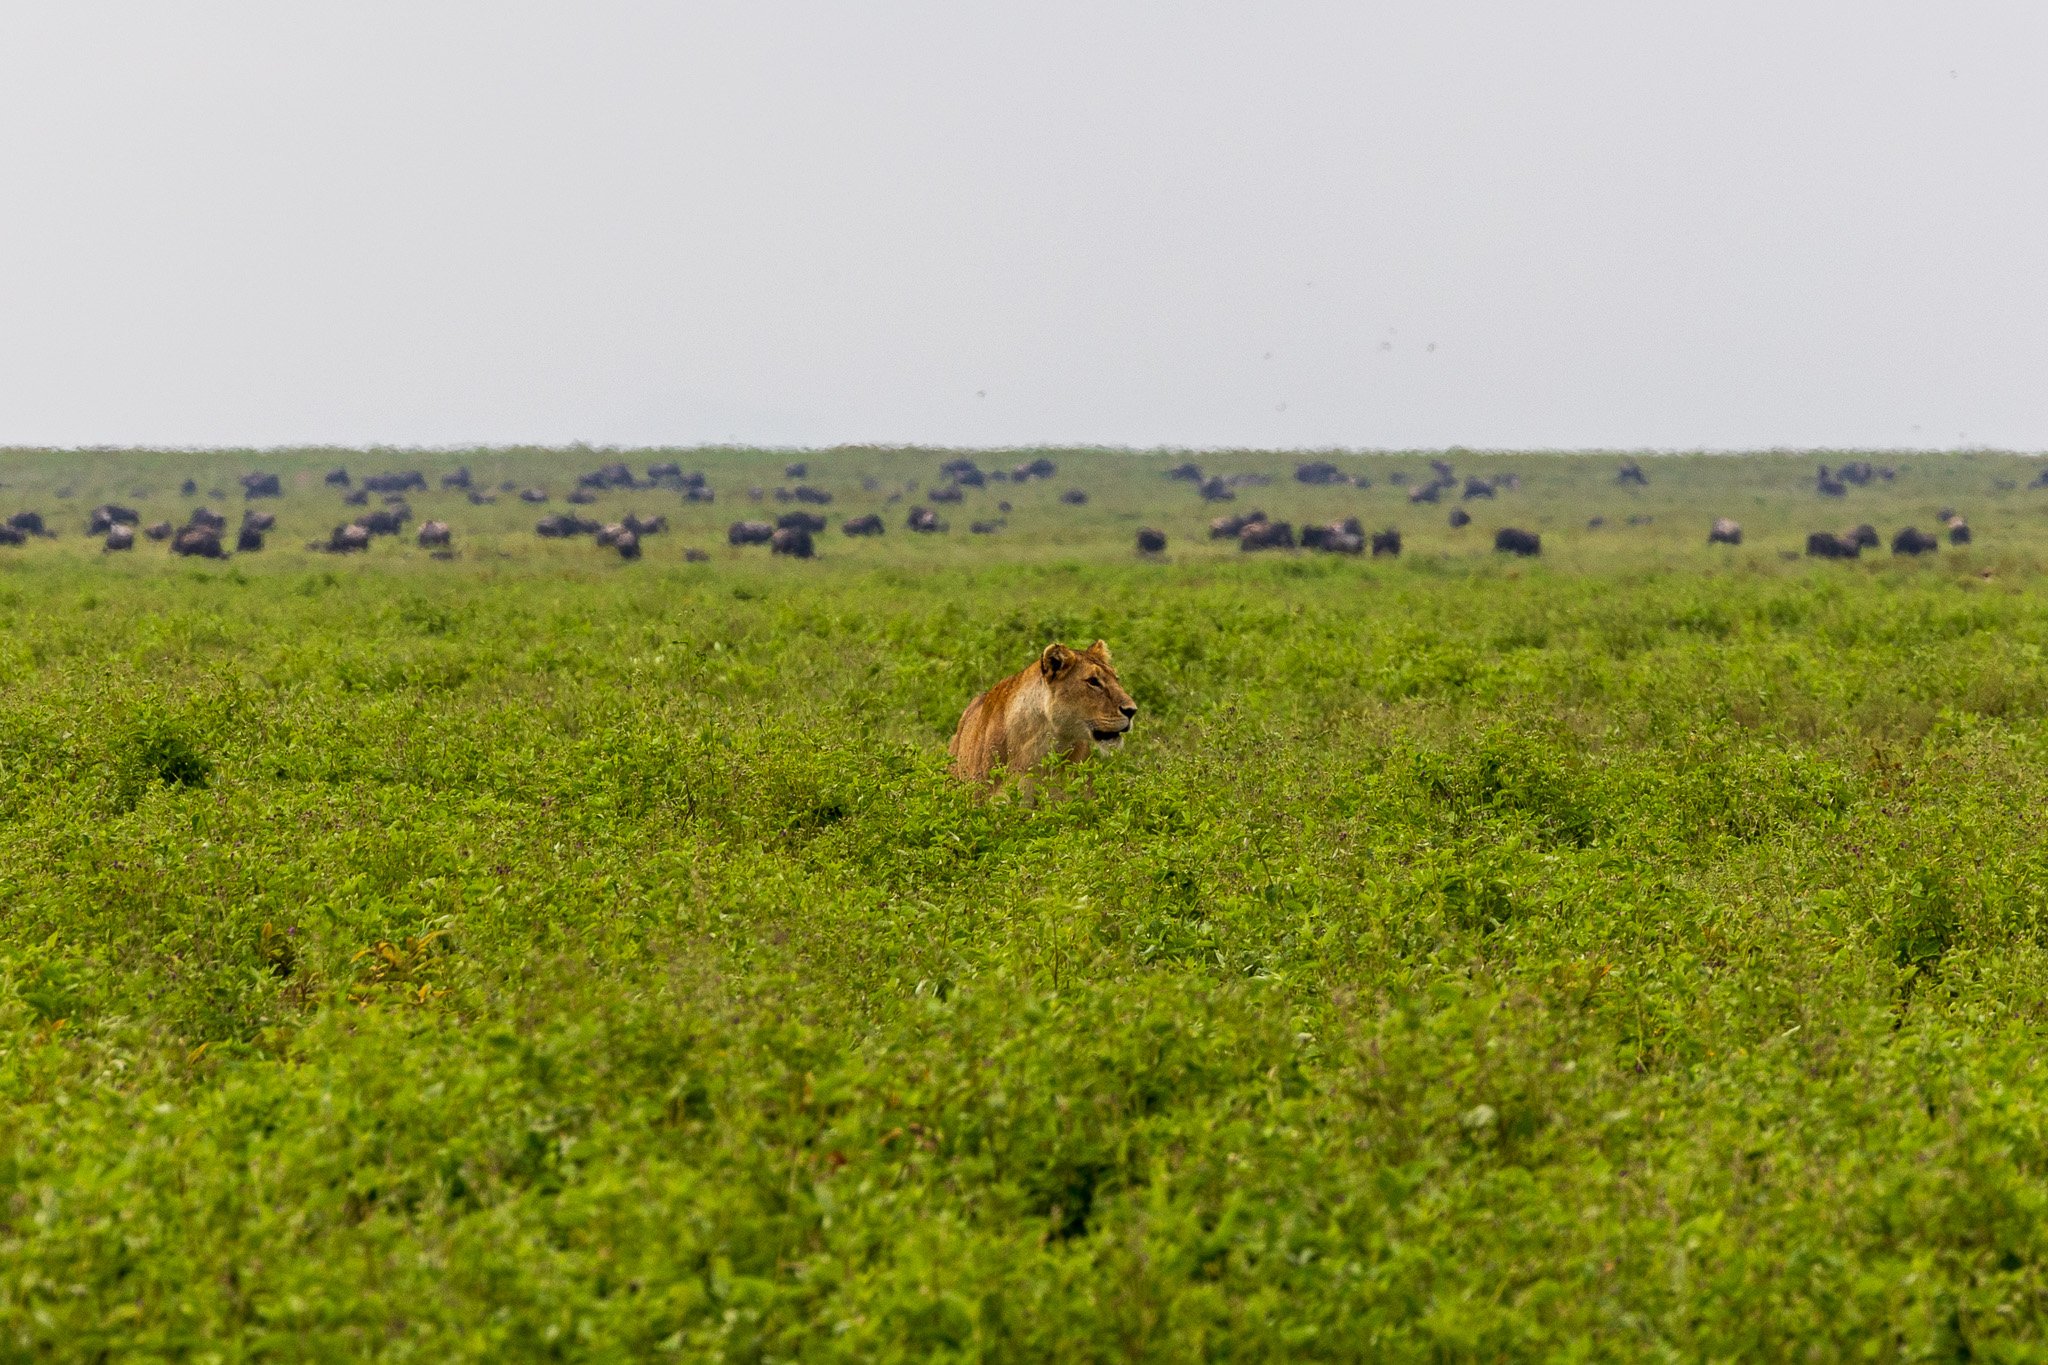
1090, 728, 1127, 750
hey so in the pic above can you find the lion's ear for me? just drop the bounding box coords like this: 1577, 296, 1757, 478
1040, 642, 1074, 679
1085, 639, 1112, 662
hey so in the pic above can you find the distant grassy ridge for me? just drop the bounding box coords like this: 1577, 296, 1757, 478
4, 449, 2048, 1358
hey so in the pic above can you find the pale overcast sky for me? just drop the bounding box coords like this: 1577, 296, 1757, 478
1, 3, 2043, 451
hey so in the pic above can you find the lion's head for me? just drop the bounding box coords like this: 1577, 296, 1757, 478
1040, 639, 1138, 750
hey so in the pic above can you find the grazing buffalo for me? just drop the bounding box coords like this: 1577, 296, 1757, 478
596, 524, 642, 559
1947, 516, 1972, 545
939, 457, 984, 486
1060, 489, 1089, 505
1838, 460, 1876, 486
1239, 520, 1295, 551
7, 511, 52, 537
577, 462, 637, 491
87, 504, 140, 533
240, 472, 282, 498
1198, 476, 1236, 502
1407, 480, 1443, 504
241, 510, 277, 533
180, 479, 198, 496
519, 488, 550, 503
235, 525, 265, 552
172, 526, 226, 558
143, 521, 173, 541
906, 506, 948, 533
683, 547, 710, 562
622, 512, 668, 537
1708, 517, 1742, 545
538, 513, 602, 538
104, 525, 135, 551
364, 471, 427, 493
1849, 524, 1879, 549
1815, 466, 1847, 497
183, 507, 226, 533
1370, 528, 1402, 556
1210, 510, 1264, 538
792, 485, 833, 505
467, 490, 496, 505
1136, 527, 1167, 554
1891, 527, 1939, 555
841, 514, 886, 536
770, 525, 814, 558
728, 519, 775, 546
1462, 476, 1496, 499
1805, 531, 1860, 558
1295, 461, 1345, 485
1616, 460, 1648, 486
776, 511, 827, 534
1167, 461, 1204, 481
324, 468, 351, 486
441, 467, 473, 489
0, 524, 24, 547
1494, 527, 1542, 556
927, 484, 965, 504
784, 462, 808, 479
417, 520, 452, 547
356, 506, 409, 536
567, 489, 599, 505
1448, 507, 1471, 528
970, 519, 1003, 534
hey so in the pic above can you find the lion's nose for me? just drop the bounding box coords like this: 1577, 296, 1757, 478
1120, 705, 1137, 719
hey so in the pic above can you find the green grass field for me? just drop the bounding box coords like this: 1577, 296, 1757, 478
6, 445, 2048, 1359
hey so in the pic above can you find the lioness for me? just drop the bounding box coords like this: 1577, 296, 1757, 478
949, 640, 1137, 787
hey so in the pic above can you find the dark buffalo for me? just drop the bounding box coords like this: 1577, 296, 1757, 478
1462, 476, 1496, 499
235, 525, 266, 552
927, 484, 965, 504
1708, 517, 1742, 545
467, 490, 497, 505
172, 526, 226, 558
1210, 510, 1264, 538
1022, 457, 1056, 480
440, 467, 473, 490
1947, 517, 1972, 545
1240, 520, 1295, 551
180, 479, 198, 496
1136, 528, 1166, 554
7, 511, 52, 537
103, 525, 135, 551
683, 547, 711, 562
1838, 460, 1875, 486
841, 514, 885, 537
183, 507, 226, 533
364, 471, 427, 493
596, 524, 642, 558
906, 506, 947, 533
240, 472, 282, 499
144, 521, 173, 541
1805, 531, 1860, 558
1371, 528, 1402, 556
1891, 527, 1939, 555
784, 462, 808, 479
87, 504, 141, 533
1494, 527, 1542, 556
1849, 524, 1879, 549
324, 468, 351, 487
567, 489, 600, 505
1060, 489, 1088, 505
1816, 466, 1847, 497
355, 508, 407, 537
770, 526, 814, 558
728, 519, 776, 546
538, 513, 602, 538
577, 462, 637, 490
1448, 507, 1471, 528
1166, 461, 1204, 481
777, 511, 827, 533
1295, 461, 1345, 485
792, 485, 833, 505
519, 488, 550, 503
1407, 480, 1444, 504
1616, 460, 1649, 486
417, 520, 453, 547
0, 524, 24, 547
622, 512, 668, 537
242, 510, 277, 533
1198, 475, 1236, 502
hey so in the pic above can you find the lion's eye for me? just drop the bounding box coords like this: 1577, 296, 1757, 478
1088, 677, 1104, 689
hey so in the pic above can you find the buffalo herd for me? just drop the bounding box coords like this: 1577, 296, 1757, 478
0, 456, 2011, 569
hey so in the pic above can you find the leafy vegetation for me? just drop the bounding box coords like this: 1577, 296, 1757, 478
4, 446, 2048, 1358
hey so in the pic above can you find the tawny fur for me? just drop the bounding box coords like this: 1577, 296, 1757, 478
949, 640, 1138, 787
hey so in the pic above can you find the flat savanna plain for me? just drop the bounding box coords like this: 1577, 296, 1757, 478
6, 447, 2048, 1360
